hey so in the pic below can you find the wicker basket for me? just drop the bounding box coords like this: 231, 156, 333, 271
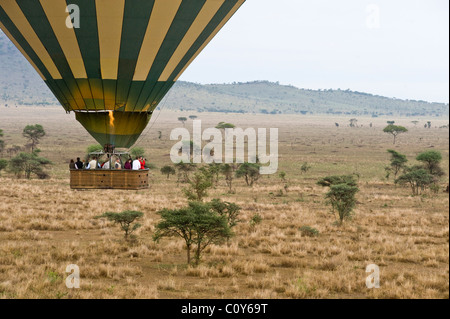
70, 169, 149, 190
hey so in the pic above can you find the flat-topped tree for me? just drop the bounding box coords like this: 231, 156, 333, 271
383, 125, 408, 144
216, 122, 235, 129
23, 124, 46, 152
160, 165, 176, 179
154, 201, 231, 265
178, 117, 187, 126
395, 166, 434, 196
95, 211, 143, 240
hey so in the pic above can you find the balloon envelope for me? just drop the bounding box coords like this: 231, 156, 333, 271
0, 0, 245, 148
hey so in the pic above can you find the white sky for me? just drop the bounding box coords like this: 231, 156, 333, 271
179, 0, 450, 103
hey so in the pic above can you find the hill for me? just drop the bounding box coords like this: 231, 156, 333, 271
1, 31, 448, 117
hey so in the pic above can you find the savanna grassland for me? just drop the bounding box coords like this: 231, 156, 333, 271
0, 106, 448, 299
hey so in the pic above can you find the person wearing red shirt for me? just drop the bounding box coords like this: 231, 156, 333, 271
139, 156, 146, 170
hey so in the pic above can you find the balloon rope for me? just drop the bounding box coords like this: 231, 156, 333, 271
130, 88, 173, 150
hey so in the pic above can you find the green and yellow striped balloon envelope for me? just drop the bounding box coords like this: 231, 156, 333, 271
0, 0, 245, 148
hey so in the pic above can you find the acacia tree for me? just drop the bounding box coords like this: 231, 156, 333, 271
9, 150, 52, 179
236, 162, 260, 186
383, 124, 408, 144
325, 183, 359, 225
416, 150, 444, 177
183, 169, 213, 202
395, 166, 434, 195
175, 161, 196, 183
23, 124, 46, 152
160, 165, 176, 179
178, 117, 188, 126
95, 211, 143, 240
318, 175, 359, 225
216, 122, 235, 129
385, 149, 408, 179
153, 201, 231, 265
210, 198, 241, 243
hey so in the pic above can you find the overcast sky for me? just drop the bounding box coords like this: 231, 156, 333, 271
179, 0, 449, 103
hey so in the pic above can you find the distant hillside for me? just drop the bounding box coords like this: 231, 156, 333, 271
1, 31, 448, 117
163, 81, 449, 117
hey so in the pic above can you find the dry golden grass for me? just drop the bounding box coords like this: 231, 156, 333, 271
0, 107, 448, 299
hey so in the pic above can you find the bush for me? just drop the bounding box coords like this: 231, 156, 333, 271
0, 159, 7, 172
183, 169, 213, 202
395, 166, 435, 195
299, 226, 320, 237
236, 162, 261, 186
300, 162, 311, 174
249, 213, 262, 227
209, 198, 241, 230
416, 150, 444, 177
325, 183, 359, 225
160, 165, 176, 179
9, 151, 52, 179
154, 202, 231, 265
95, 211, 144, 240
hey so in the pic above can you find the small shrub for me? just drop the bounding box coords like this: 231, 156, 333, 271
249, 213, 262, 227
299, 226, 320, 237
95, 211, 144, 240
430, 184, 440, 194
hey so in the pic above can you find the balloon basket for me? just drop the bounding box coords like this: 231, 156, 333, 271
70, 149, 149, 190
70, 169, 149, 190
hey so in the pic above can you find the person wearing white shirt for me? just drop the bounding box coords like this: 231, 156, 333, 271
88, 157, 97, 170
132, 157, 141, 170
102, 160, 110, 169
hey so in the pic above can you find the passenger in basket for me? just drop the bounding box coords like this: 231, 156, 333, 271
132, 157, 141, 170
75, 157, 83, 169
115, 158, 122, 170
69, 159, 76, 170
102, 160, 110, 170
139, 156, 146, 170
88, 157, 97, 170
124, 158, 132, 170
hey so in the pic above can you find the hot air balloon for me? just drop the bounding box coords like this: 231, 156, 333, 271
0, 0, 245, 149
